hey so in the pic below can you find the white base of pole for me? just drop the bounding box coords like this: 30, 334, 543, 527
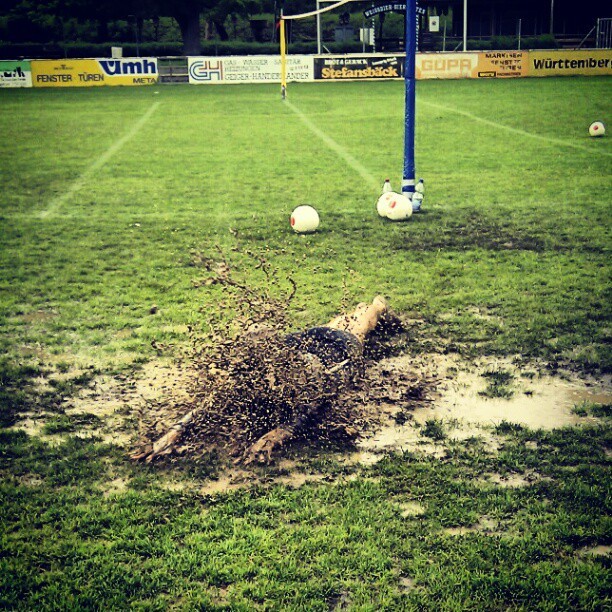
401, 178, 415, 199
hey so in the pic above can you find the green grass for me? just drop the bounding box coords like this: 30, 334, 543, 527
479, 369, 516, 399
1, 77, 611, 609
1, 79, 611, 370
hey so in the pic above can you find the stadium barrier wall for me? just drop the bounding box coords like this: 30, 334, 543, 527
313, 55, 403, 80
0, 60, 32, 87
3, 50, 609, 88
416, 51, 528, 79
30, 58, 158, 87
529, 50, 611, 76
187, 49, 610, 84
187, 55, 313, 84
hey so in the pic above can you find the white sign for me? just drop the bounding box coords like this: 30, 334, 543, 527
0, 61, 32, 88
416, 53, 479, 79
360, 28, 375, 45
429, 16, 440, 32
188, 55, 314, 84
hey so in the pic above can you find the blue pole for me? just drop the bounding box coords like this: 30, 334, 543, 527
402, 0, 416, 201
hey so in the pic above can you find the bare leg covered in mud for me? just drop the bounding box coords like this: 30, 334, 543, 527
324, 296, 388, 343
131, 297, 389, 465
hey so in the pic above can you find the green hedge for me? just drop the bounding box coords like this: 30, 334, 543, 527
0, 34, 558, 60
0, 39, 366, 59
0, 41, 184, 59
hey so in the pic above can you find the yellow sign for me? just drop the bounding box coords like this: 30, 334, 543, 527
477, 51, 527, 78
31, 59, 158, 87
529, 50, 612, 76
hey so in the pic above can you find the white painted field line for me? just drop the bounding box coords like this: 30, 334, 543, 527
39, 101, 161, 219
284, 99, 380, 190
421, 99, 612, 157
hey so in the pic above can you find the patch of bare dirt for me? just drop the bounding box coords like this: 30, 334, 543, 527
481, 471, 552, 488
20, 310, 59, 323
443, 516, 501, 536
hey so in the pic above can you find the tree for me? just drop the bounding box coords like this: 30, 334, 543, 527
0, 0, 268, 54
161, 0, 204, 54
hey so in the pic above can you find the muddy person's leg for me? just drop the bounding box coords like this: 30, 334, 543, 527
324, 296, 388, 342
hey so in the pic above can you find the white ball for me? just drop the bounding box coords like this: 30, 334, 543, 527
290, 205, 320, 233
376, 192, 395, 217
589, 121, 605, 137
386, 193, 413, 221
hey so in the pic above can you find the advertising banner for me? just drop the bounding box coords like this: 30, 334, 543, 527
188, 55, 313, 84
416, 53, 479, 79
31, 58, 158, 87
314, 55, 402, 80
477, 51, 527, 78
0, 60, 32, 87
529, 50, 612, 77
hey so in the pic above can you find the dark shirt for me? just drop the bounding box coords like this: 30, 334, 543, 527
284, 326, 362, 368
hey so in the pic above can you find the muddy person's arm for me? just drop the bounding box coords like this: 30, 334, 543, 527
130, 408, 198, 462
241, 402, 322, 465
241, 426, 295, 465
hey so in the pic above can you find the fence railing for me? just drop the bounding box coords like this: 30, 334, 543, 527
596, 18, 612, 49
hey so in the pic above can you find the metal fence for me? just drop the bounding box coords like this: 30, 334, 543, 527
596, 18, 612, 48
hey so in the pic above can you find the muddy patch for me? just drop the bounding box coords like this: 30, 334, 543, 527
20, 310, 59, 324
333, 353, 611, 468
481, 471, 551, 488
416, 355, 611, 429
443, 516, 500, 536
397, 501, 427, 517
102, 477, 130, 498
12, 359, 194, 447
576, 545, 611, 558
123, 349, 609, 495
11, 348, 610, 497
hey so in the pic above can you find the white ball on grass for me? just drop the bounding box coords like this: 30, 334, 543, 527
589, 121, 605, 137
385, 193, 413, 221
290, 205, 320, 233
376, 192, 395, 217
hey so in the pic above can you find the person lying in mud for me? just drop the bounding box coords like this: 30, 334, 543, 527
131, 296, 390, 465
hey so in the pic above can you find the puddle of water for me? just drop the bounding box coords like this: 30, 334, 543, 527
398, 502, 426, 517
346, 450, 387, 466
577, 545, 611, 558
15, 354, 609, 496
351, 354, 610, 463
200, 469, 256, 496
483, 471, 549, 488
414, 357, 611, 430
356, 422, 447, 459
443, 517, 499, 536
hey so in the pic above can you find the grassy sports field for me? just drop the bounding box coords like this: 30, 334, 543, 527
1, 77, 611, 609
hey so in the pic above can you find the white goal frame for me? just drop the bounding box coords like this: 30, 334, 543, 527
314, 0, 364, 54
